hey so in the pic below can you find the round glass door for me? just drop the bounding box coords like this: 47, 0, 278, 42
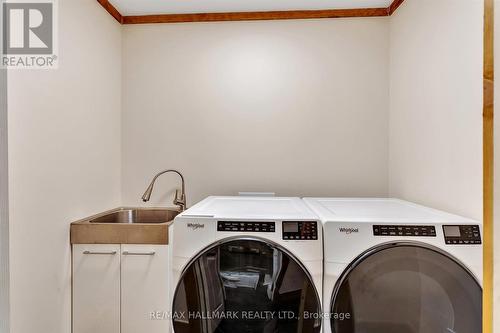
172, 238, 321, 333
330, 243, 482, 333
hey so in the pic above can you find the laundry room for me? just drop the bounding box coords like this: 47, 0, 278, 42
0, 0, 497, 333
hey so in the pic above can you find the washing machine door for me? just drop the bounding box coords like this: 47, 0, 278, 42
330, 242, 482, 333
172, 237, 321, 333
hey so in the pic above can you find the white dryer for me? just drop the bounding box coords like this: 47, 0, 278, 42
303, 198, 482, 333
170, 196, 323, 333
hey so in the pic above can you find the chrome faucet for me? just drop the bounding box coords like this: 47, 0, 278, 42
141, 169, 187, 211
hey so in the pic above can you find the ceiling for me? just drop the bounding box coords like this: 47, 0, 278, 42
109, 0, 393, 16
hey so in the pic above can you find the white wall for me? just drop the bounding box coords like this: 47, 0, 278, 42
121, 18, 390, 206
6, 1, 122, 332
389, 0, 483, 220
0, 1, 9, 329
0, 69, 8, 333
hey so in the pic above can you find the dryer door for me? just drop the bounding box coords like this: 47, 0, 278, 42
172, 238, 321, 333
330, 243, 482, 333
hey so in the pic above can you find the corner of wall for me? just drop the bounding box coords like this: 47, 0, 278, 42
119, 22, 125, 206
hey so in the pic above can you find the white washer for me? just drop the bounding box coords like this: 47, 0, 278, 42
303, 197, 482, 333
170, 196, 323, 333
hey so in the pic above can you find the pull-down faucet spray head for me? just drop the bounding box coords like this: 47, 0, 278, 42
141, 169, 187, 211
141, 183, 155, 202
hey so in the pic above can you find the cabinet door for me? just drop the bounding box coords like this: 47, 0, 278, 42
121, 245, 170, 333
73, 244, 120, 333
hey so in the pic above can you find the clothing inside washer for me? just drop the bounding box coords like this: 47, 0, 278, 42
172, 239, 321, 333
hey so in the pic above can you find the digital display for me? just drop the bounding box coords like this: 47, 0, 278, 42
443, 225, 481, 245
443, 226, 461, 237
282, 221, 318, 240
283, 222, 299, 233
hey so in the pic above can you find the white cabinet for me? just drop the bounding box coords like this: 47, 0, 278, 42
73, 244, 169, 333
73, 244, 121, 333
121, 245, 170, 333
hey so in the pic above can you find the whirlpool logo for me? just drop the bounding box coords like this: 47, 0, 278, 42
187, 223, 205, 230
339, 227, 359, 235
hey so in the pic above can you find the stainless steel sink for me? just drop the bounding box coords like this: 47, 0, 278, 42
89, 208, 179, 224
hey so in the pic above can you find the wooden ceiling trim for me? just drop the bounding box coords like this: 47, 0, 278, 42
97, 0, 123, 24
387, 0, 405, 15
122, 8, 389, 24
98, 0, 405, 24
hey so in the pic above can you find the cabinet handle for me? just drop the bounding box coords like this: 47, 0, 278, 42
122, 251, 156, 256
83, 250, 117, 255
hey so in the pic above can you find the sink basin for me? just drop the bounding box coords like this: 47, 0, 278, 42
71, 207, 180, 245
89, 208, 179, 224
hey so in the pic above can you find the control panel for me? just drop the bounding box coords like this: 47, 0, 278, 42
282, 221, 318, 240
217, 221, 275, 233
443, 225, 481, 245
373, 225, 436, 237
